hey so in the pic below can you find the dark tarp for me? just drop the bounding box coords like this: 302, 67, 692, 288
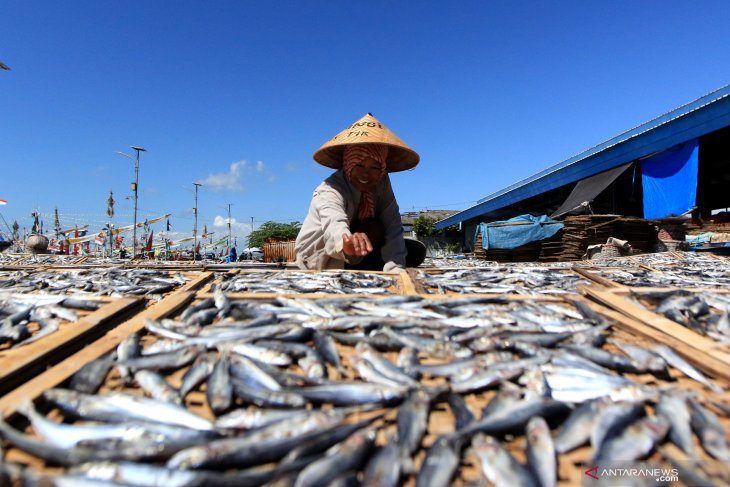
551, 162, 633, 218
641, 138, 699, 219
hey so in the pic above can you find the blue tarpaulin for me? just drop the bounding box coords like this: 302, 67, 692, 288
641, 138, 698, 219
475, 214, 563, 250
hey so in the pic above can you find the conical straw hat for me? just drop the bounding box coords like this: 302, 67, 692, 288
313, 113, 420, 172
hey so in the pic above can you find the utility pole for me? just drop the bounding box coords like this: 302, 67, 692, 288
227, 204, 232, 249
130, 147, 145, 257
117, 146, 146, 257
107, 190, 115, 258
193, 182, 202, 261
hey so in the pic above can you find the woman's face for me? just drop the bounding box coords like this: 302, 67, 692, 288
349, 157, 383, 192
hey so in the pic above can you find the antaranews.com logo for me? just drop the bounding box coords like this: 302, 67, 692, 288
584, 464, 679, 484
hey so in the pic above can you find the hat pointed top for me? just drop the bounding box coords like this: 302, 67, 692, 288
313, 113, 420, 172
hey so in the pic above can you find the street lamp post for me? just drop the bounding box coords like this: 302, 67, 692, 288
227, 204, 232, 249
117, 146, 146, 258
193, 182, 202, 261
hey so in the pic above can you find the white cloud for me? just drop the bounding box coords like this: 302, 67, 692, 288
256, 161, 265, 173
213, 215, 248, 232
267, 174, 278, 183
197, 161, 246, 192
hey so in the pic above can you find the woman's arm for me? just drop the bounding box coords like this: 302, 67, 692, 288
315, 185, 364, 264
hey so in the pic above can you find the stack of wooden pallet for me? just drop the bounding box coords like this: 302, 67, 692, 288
560, 215, 618, 260
615, 217, 656, 254
554, 215, 659, 261
473, 229, 538, 262
511, 242, 541, 262
473, 232, 486, 259
538, 231, 564, 262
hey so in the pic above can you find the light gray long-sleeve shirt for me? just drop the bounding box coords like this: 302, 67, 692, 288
295, 170, 406, 272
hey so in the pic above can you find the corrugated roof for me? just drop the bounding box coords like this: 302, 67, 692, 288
436, 84, 730, 229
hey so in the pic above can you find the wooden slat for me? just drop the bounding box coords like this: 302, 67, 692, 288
179, 271, 214, 292
581, 286, 730, 383
405, 268, 428, 295
400, 269, 421, 295
193, 291, 401, 300
0, 297, 143, 397
0, 290, 196, 418
571, 266, 624, 288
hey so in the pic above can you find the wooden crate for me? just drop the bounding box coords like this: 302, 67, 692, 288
0, 271, 213, 418
205, 268, 414, 297
0, 295, 143, 398
582, 286, 730, 384
412, 265, 594, 296
1, 284, 728, 486
0, 268, 208, 302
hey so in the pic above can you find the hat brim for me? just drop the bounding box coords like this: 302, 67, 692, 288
313, 142, 420, 173
313, 113, 420, 173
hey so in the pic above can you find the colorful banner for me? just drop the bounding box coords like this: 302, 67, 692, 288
63, 214, 170, 244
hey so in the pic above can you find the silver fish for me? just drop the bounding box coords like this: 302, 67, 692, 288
362, 440, 402, 487
42, 389, 214, 431
590, 400, 645, 452
553, 399, 605, 454
207, 353, 233, 414
655, 391, 695, 457
133, 370, 181, 405
293, 429, 375, 487
292, 383, 407, 407
414, 435, 462, 487
651, 344, 723, 393
525, 416, 556, 487
472, 433, 538, 487
593, 416, 670, 463
166, 410, 342, 470
397, 389, 431, 472
688, 397, 730, 462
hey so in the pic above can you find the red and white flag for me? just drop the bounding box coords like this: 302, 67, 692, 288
0, 199, 7, 205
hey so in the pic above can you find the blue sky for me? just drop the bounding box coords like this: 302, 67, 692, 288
2, 1, 730, 246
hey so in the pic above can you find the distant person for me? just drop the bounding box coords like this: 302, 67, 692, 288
295, 113, 426, 272
119, 248, 127, 259
228, 246, 237, 263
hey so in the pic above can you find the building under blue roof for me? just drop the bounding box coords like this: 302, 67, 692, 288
436, 85, 730, 248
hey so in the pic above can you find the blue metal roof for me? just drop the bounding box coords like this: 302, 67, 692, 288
436, 84, 730, 229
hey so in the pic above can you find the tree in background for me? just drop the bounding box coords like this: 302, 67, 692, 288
413, 216, 459, 238
412, 216, 436, 237
247, 221, 301, 248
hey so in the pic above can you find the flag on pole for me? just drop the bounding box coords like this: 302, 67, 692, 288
166, 219, 171, 231
0, 199, 7, 205
146, 230, 154, 252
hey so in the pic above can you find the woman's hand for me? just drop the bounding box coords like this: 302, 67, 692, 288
343, 232, 373, 257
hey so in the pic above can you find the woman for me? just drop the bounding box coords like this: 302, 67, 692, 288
295, 113, 426, 272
